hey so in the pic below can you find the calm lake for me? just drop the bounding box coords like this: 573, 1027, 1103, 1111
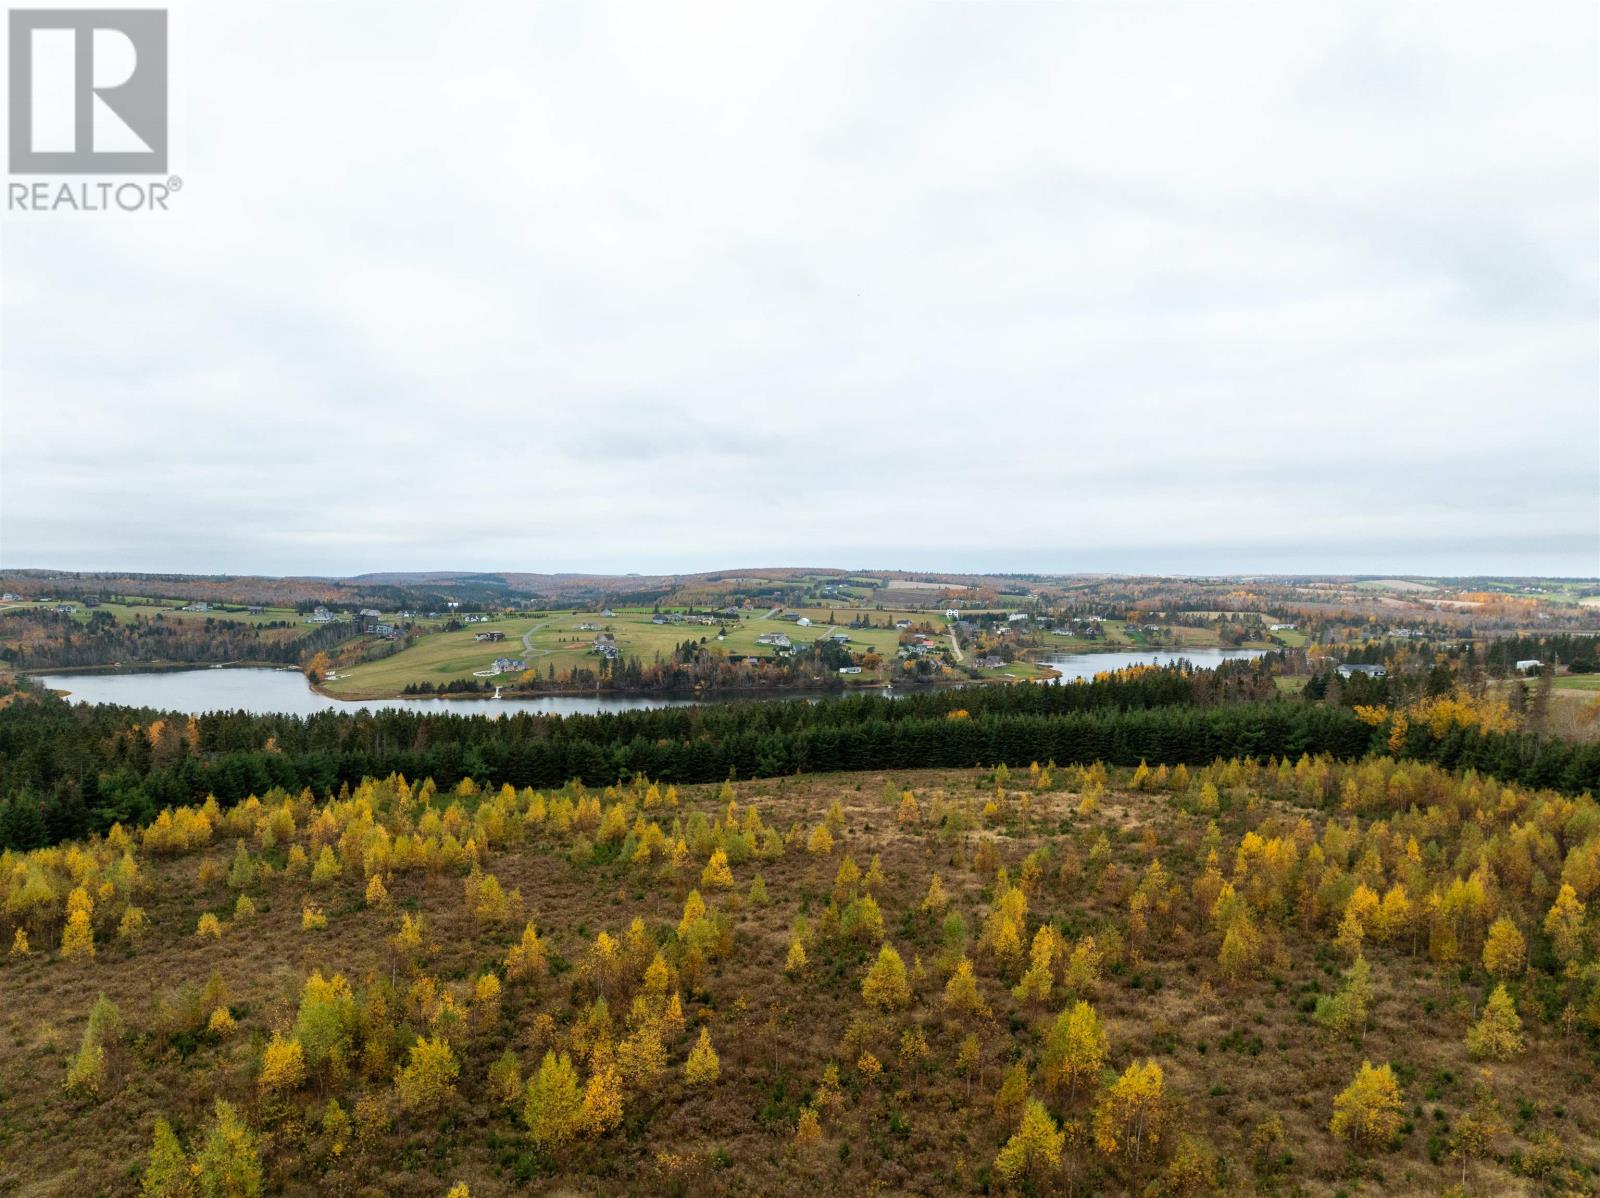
1040, 647, 1266, 681
38, 649, 1268, 716
35, 668, 707, 718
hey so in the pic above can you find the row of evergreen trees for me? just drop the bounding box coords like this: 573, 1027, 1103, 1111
2, 665, 1597, 851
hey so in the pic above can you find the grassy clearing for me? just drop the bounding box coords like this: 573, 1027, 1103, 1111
976, 660, 1052, 681
1077, 620, 1236, 651
326, 607, 928, 695
323, 615, 551, 695
1554, 674, 1600, 691
1, 598, 303, 628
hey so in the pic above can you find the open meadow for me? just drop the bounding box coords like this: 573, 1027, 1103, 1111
321, 615, 559, 696
323, 608, 939, 696
0, 598, 305, 629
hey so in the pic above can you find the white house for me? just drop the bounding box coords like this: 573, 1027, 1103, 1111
838, 666, 862, 675
796, 617, 812, 627
1008, 612, 1029, 622
1269, 623, 1295, 632
492, 658, 526, 673
1514, 659, 1543, 673
945, 608, 960, 618
1336, 663, 1386, 679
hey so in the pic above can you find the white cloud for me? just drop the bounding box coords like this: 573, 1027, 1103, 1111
2, 0, 1596, 576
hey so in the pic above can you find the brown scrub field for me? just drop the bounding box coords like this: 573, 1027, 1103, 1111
2, 758, 1597, 1197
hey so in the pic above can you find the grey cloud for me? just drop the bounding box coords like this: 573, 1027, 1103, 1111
1, 0, 1595, 577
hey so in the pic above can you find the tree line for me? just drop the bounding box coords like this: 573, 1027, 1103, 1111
2, 664, 1597, 851
0, 609, 352, 670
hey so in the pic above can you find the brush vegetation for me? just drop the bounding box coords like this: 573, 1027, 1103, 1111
2, 746, 1598, 1196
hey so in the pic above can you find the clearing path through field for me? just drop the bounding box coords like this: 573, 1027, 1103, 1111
947, 619, 963, 662
520, 617, 556, 660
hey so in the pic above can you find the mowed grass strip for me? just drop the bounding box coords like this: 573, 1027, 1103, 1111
324, 615, 555, 695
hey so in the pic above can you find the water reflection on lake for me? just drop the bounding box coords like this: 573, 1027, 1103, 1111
1040, 648, 1265, 682
38, 649, 1268, 715
35, 668, 707, 718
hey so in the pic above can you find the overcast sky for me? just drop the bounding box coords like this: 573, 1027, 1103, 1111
2, 1, 1596, 578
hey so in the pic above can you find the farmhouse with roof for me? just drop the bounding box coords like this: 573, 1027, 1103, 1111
1336, 663, 1386, 679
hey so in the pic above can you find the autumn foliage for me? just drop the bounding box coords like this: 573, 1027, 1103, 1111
1, 754, 1595, 1196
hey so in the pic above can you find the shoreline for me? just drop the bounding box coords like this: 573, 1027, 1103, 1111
310, 677, 989, 703
318, 664, 1070, 703
27, 661, 1042, 706
26, 647, 1305, 706
20, 660, 281, 676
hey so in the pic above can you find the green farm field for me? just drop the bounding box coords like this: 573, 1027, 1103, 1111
1, 598, 303, 628
323, 605, 945, 697
1554, 674, 1600, 691
1089, 619, 1283, 653
975, 659, 1054, 681
322, 614, 566, 697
